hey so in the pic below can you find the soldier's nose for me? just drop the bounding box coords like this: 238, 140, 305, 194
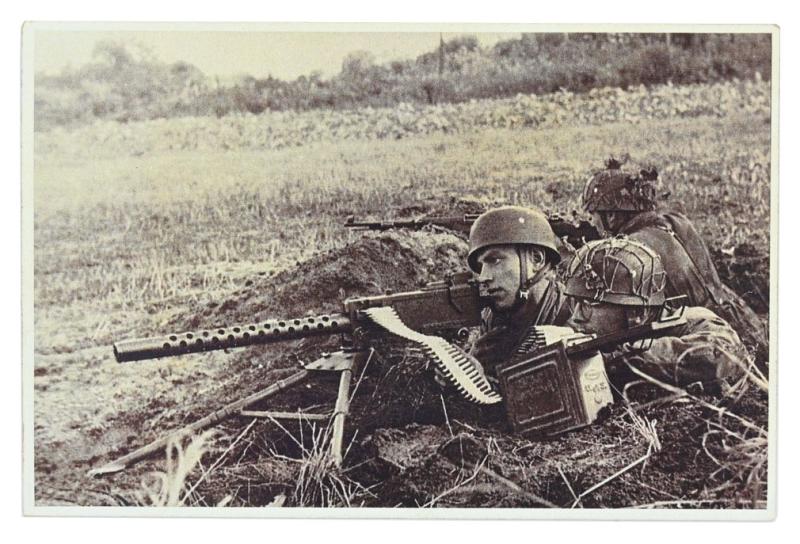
567, 318, 576, 329
567, 314, 585, 329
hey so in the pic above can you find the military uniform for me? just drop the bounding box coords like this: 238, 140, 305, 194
465, 206, 570, 374
605, 306, 749, 391
618, 211, 767, 359
581, 159, 767, 360
470, 277, 571, 371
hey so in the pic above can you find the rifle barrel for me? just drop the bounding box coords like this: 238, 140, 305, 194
343, 214, 600, 245
565, 316, 687, 357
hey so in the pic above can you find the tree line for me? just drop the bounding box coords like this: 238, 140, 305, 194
34, 33, 771, 131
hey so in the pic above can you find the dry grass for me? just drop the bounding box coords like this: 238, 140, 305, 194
620, 362, 768, 508
33, 114, 769, 314
134, 430, 218, 507
265, 417, 374, 507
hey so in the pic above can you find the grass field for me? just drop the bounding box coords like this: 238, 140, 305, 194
31, 90, 771, 507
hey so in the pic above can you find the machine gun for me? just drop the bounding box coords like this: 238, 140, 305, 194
90, 272, 498, 476
91, 270, 687, 477
344, 212, 601, 251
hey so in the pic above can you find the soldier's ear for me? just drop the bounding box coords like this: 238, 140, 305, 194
526, 247, 547, 269
625, 307, 655, 327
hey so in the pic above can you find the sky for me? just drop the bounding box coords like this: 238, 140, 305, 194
31, 25, 521, 81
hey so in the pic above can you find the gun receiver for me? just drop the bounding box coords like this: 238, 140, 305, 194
344, 212, 601, 249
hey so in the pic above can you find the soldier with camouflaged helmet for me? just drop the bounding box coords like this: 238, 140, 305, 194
466, 206, 571, 373
564, 237, 749, 392
581, 157, 767, 360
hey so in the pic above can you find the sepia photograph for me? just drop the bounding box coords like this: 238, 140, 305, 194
22, 23, 777, 518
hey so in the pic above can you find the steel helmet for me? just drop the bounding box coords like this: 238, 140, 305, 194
467, 206, 561, 272
564, 237, 667, 306
582, 157, 658, 213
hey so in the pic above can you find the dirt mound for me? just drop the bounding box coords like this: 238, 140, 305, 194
350, 386, 767, 508
711, 243, 770, 316
178, 230, 469, 330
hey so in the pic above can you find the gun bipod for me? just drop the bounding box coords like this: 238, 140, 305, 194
88, 349, 371, 477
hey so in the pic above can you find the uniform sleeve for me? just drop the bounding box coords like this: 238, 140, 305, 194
470, 325, 512, 372
620, 310, 749, 389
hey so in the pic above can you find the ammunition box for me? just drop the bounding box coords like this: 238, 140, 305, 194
497, 341, 613, 437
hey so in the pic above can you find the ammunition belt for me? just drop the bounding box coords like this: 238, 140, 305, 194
513, 325, 580, 360
515, 326, 549, 356
362, 307, 502, 405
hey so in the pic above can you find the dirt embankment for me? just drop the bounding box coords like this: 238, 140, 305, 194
177, 228, 469, 329
711, 243, 770, 316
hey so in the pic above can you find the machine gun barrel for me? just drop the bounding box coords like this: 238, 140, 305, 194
113, 272, 485, 364
101, 273, 491, 476
113, 313, 352, 363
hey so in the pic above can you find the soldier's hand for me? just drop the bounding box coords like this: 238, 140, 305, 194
470, 326, 510, 366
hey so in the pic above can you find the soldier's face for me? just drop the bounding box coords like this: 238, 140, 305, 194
593, 211, 630, 235
567, 298, 628, 336
474, 245, 521, 311
591, 213, 609, 236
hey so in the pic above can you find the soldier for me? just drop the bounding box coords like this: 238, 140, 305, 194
581, 157, 767, 360
466, 206, 571, 372
564, 237, 749, 392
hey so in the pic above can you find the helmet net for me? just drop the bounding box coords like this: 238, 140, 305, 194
582, 160, 658, 213
566, 237, 667, 306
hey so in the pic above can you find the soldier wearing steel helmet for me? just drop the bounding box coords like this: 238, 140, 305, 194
582, 157, 767, 360
466, 206, 571, 372
564, 237, 749, 391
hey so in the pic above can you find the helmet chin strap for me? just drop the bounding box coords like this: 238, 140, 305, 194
517, 246, 531, 301
516, 247, 548, 306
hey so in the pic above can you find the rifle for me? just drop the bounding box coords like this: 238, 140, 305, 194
90, 271, 498, 476
344, 212, 601, 250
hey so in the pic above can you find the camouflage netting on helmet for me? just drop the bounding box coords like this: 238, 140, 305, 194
565, 237, 667, 306
582, 157, 659, 213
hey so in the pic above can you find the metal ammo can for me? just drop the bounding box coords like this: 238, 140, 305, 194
496, 326, 613, 438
